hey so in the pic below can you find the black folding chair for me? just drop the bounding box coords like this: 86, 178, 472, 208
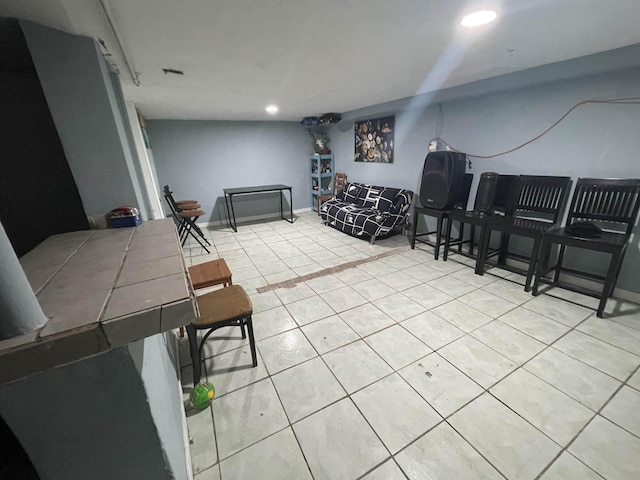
532, 178, 640, 317
163, 186, 211, 253
477, 175, 572, 291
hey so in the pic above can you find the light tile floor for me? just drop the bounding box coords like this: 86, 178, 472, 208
179, 211, 640, 480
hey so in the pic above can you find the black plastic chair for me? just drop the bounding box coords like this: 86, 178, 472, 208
444, 173, 519, 271
477, 175, 572, 291
411, 174, 473, 260
532, 178, 640, 317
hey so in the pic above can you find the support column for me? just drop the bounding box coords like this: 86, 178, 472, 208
0, 222, 47, 340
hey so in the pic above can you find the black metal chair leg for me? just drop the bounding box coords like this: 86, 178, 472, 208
435, 216, 443, 260
526, 236, 542, 292
186, 324, 202, 384
477, 225, 492, 276
469, 225, 476, 257
444, 218, 454, 261
498, 232, 509, 265
474, 224, 490, 274
410, 210, 418, 249
246, 316, 258, 367
532, 237, 552, 295
554, 245, 567, 284
598, 250, 623, 317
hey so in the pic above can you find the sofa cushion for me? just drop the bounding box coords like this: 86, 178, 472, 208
339, 182, 364, 204
374, 187, 401, 212
361, 186, 383, 208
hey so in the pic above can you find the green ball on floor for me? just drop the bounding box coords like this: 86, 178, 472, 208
190, 382, 215, 409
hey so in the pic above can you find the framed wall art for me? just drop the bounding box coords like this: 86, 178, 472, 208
354, 116, 394, 163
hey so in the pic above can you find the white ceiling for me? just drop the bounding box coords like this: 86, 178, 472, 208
2, 0, 640, 121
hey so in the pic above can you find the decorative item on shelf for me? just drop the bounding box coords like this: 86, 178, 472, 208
301, 112, 342, 155
307, 128, 330, 154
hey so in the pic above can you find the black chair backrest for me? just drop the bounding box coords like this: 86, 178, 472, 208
567, 178, 640, 235
163, 185, 180, 215
513, 175, 572, 223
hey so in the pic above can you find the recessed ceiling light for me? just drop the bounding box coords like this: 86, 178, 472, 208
265, 105, 279, 114
461, 10, 497, 27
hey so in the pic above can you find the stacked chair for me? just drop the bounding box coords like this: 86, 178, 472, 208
181, 256, 259, 384
476, 175, 572, 291
163, 185, 211, 254
532, 178, 640, 317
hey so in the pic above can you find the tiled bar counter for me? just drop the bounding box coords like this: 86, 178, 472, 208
0, 219, 196, 480
1, 219, 196, 384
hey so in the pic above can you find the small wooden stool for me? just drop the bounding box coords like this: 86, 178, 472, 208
180, 258, 233, 337
188, 258, 232, 289
187, 285, 257, 384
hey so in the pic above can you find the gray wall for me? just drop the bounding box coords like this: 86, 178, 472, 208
20, 21, 144, 219
0, 345, 178, 480
147, 120, 310, 222
129, 333, 188, 480
331, 67, 640, 293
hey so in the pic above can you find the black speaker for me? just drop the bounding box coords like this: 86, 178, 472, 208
475, 172, 499, 213
473, 173, 520, 214
455, 173, 474, 210
419, 151, 467, 210
494, 175, 520, 213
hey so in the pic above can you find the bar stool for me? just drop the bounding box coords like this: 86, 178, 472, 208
163, 186, 211, 252
179, 258, 233, 337
187, 285, 257, 384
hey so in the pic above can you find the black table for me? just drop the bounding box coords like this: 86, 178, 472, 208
223, 184, 294, 232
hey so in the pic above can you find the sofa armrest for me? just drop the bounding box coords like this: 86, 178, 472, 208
388, 191, 413, 215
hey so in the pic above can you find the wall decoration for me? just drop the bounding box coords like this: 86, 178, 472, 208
354, 116, 394, 163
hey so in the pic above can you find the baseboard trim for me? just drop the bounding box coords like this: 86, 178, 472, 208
196, 207, 312, 228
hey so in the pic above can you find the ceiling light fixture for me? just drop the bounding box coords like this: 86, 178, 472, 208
461, 10, 497, 27
265, 105, 279, 114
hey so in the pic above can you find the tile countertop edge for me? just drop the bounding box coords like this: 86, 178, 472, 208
0, 323, 110, 386
1, 219, 197, 387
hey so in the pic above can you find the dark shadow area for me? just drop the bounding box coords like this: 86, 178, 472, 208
0, 18, 89, 257
0, 416, 40, 479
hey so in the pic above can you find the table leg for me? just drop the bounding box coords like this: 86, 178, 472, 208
280, 189, 284, 221
225, 194, 238, 232
288, 188, 293, 223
